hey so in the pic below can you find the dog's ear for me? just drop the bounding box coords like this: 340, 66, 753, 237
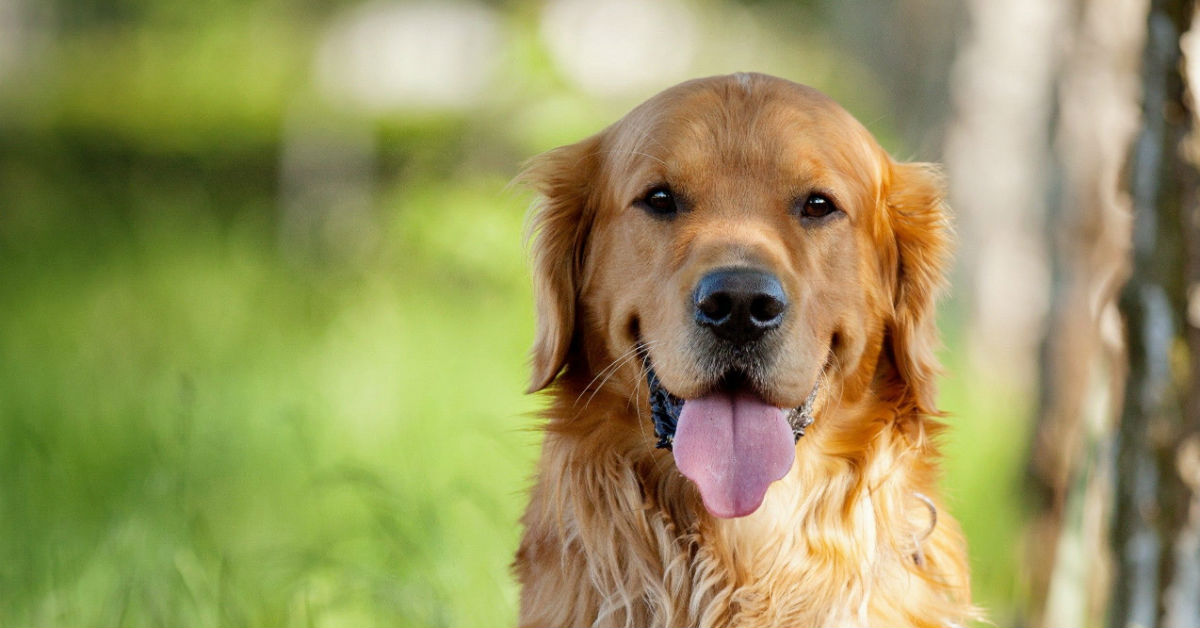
884, 160, 952, 415
521, 135, 602, 393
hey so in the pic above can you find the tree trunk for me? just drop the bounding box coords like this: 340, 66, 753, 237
1111, 1, 1200, 627
1026, 1, 1145, 626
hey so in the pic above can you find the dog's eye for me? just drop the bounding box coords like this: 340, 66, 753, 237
799, 193, 838, 220
639, 186, 679, 216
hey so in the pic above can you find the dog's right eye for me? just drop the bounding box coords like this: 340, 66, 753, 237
639, 186, 679, 217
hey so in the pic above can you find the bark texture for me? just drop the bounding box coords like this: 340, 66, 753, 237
1111, 1, 1200, 627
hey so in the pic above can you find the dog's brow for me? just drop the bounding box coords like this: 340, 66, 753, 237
596, 149, 669, 170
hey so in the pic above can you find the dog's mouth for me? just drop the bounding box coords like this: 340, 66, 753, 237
641, 352, 818, 519
645, 364, 817, 450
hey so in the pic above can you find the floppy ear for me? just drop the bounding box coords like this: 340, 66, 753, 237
520, 135, 602, 393
885, 161, 953, 415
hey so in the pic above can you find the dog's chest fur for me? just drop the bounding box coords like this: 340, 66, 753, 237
514, 397, 973, 628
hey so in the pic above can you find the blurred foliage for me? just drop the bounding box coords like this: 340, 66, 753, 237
0, 0, 1024, 625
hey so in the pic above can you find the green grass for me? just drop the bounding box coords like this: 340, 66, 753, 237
0, 177, 541, 626
939, 357, 1031, 625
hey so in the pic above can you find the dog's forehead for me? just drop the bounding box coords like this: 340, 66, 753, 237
603, 75, 882, 185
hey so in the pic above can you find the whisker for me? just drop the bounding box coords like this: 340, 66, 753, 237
632, 362, 650, 441
579, 339, 665, 413
821, 349, 847, 412
573, 343, 647, 407
581, 351, 642, 411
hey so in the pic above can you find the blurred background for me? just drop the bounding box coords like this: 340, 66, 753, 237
3, 0, 1190, 626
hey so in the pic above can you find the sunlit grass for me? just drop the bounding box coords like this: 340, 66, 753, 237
0, 178, 540, 626
938, 337, 1032, 626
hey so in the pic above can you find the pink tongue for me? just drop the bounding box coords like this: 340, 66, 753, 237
672, 390, 795, 518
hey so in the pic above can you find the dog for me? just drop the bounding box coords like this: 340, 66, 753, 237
513, 73, 975, 628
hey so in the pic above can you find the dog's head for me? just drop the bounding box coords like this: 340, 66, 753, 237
523, 73, 950, 518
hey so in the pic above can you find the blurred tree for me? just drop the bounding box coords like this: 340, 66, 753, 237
1026, 0, 1143, 626
821, 0, 961, 156
1110, 1, 1200, 626
1028, 0, 1200, 626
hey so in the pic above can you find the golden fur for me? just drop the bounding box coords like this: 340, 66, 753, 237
514, 73, 976, 628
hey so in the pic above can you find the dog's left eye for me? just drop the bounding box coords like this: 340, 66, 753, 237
639, 186, 679, 217
798, 193, 839, 220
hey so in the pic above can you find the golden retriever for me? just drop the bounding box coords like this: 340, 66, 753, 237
514, 73, 975, 628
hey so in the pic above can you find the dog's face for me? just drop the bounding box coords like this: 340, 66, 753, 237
524, 74, 949, 518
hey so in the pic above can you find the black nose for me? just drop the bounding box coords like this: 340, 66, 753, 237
693, 268, 788, 344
